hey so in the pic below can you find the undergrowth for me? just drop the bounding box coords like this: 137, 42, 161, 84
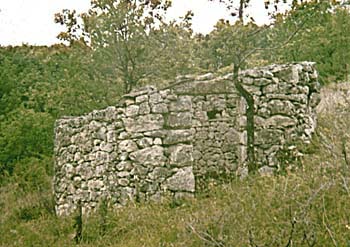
1, 84, 350, 246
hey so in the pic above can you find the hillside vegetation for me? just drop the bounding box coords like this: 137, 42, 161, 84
1, 1, 350, 246
1, 83, 350, 246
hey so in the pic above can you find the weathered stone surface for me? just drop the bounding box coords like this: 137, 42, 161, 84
267, 100, 296, 116
151, 103, 168, 114
149, 93, 163, 104
163, 129, 194, 145
255, 129, 284, 145
118, 140, 138, 153
148, 167, 171, 181
124, 86, 156, 98
100, 143, 114, 153
168, 144, 193, 166
136, 137, 153, 148
139, 102, 151, 115
116, 161, 133, 171
54, 62, 320, 216
154, 138, 162, 145
123, 114, 164, 133
135, 94, 148, 104
164, 167, 195, 192
129, 146, 166, 166
172, 80, 235, 95
169, 96, 192, 112
125, 105, 139, 117
264, 115, 298, 128
166, 112, 192, 128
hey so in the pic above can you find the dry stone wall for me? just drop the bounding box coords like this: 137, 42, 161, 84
54, 62, 320, 216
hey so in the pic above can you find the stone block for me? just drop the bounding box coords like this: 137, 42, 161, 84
118, 140, 138, 153
163, 129, 194, 145
164, 167, 195, 192
258, 166, 275, 176
129, 146, 166, 167
136, 137, 153, 148
151, 103, 168, 114
264, 115, 298, 128
169, 96, 192, 112
123, 114, 164, 133
139, 102, 151, 115
116, 161, 133, 171
168, 144, 193, 167
166, 112, 192, 129
149, 93, 163, 104
255, 129, 283, 146
148, 167, 171, 181
125, 105, 139, 117
267, 100, 295, 116
172, 80, 235, 95
135, 94, 148, 103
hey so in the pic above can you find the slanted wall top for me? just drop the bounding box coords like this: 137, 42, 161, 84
54, 62, 320, 215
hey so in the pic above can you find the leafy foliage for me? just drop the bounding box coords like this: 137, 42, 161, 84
268, 1, 350, 83
1, 0, 350, 245
55, 0, 196, 93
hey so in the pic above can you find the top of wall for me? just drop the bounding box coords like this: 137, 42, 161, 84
58, 62, 318, 122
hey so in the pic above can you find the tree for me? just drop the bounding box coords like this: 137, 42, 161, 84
55, 0, 195, 93
205, 0, 320, 173
269, 1, 350, 83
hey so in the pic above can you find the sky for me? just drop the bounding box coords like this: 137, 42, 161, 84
0, 0, 274, 46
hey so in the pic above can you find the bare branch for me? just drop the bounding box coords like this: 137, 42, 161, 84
186, 222, 226, 247
322, 196, 338, 247
284, 206, 296, 247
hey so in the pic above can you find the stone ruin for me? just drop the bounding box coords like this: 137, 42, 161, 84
54, 62, 321, 216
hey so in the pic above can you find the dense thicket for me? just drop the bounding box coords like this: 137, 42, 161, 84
0, 44, 124, 179
0, 1, 350, 245
1, 0, 350, 182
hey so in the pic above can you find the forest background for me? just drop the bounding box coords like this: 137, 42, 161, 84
1, 0, 350, 245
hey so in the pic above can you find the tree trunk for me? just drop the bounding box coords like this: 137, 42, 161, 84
239, 0, 244, 22
233, 64, 256, 173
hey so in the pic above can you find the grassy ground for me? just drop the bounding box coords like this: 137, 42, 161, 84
1, 83, 350, 246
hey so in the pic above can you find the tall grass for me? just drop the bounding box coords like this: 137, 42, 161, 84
1, 84, 350, 246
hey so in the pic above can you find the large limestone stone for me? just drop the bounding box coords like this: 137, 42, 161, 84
139, 102, 151, 115
169, 96, 192, 112
149, 93, 163, 104
118, 140, 138, 153
129, 146, 166, 167
123, 114, 164, 133
135, 94, 148, 103
166, 112, 192, 129
223, 129, 240, 144
163, 129, 194, 145
274, 64, 301, 84
116, 161, 133, 171
136, 137, 153, 148
164, 167, 195, 192
148, 167, 171, 181
255, 129, 284, 146
125, 105, 139, 117
172, 80, 235, 95
151, 103, 168, 114
265, 93, 308, 104
264, 115, 298, 128
168, 144, 193, 167
267, 100, 295, 116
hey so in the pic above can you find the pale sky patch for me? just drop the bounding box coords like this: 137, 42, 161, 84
0, 0, 278, 46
